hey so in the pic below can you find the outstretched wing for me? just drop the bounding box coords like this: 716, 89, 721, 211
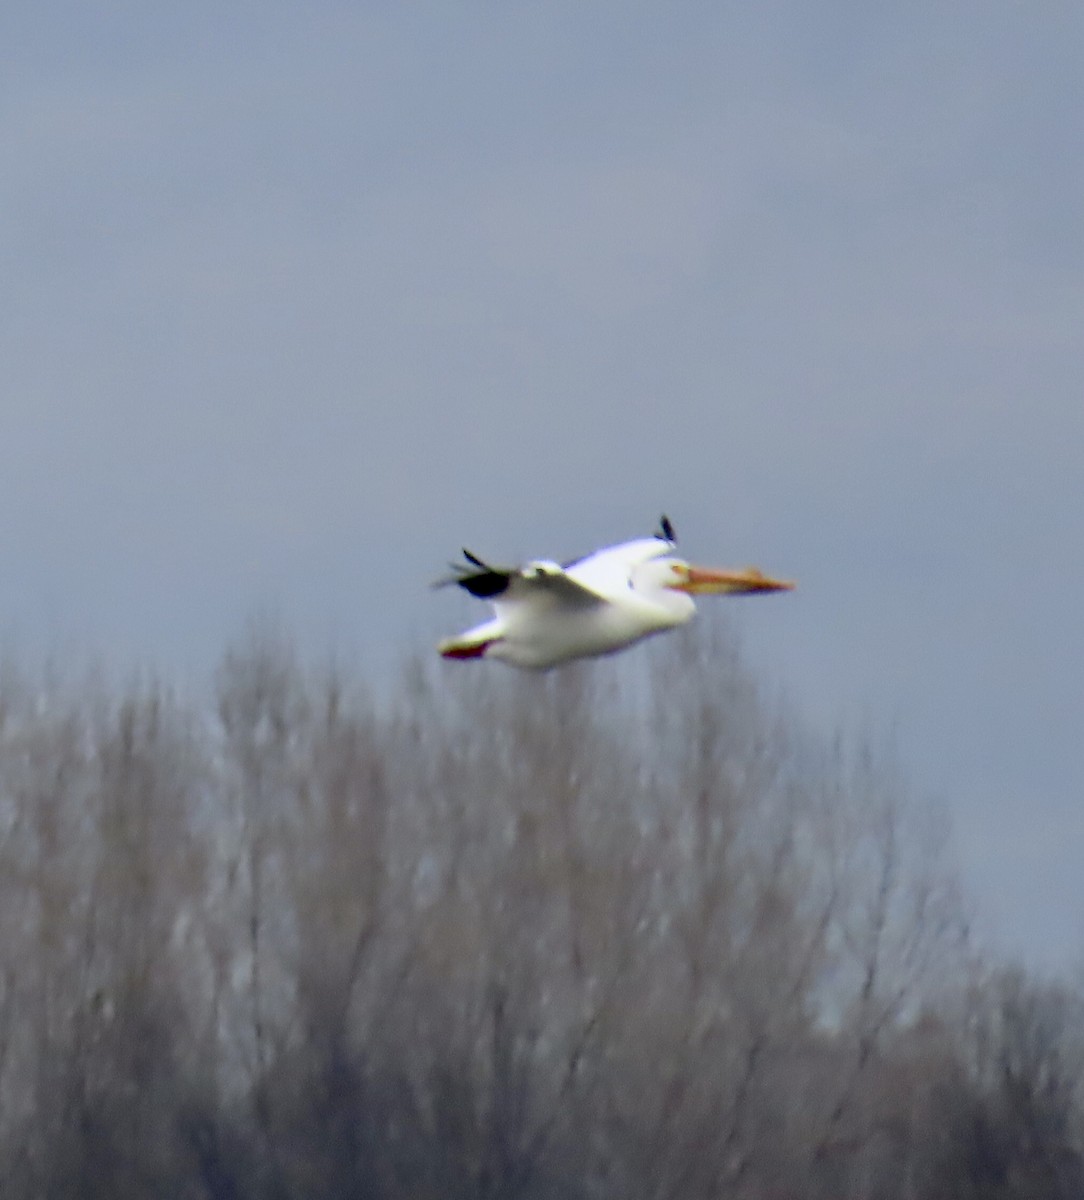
435, 551, 606, 609
500, 565, 607, 611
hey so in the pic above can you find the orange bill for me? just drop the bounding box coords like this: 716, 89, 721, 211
668, 564, 795, 595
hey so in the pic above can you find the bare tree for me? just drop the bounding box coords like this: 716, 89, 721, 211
917, 966, 1084, 1200
0, 621, 1066, 1200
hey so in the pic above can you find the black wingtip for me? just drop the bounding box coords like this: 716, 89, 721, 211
657, 514, 676, 543
432, 548, 513, 599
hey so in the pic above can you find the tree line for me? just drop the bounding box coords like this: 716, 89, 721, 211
0, 621, 1080, 1199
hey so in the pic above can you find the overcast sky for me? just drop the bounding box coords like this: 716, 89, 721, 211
3, 2, 1082, 971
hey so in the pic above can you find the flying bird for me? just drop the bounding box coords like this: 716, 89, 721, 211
435, 517, 793, 669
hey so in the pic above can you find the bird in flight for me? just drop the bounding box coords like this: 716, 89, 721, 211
435, 516, 793, 669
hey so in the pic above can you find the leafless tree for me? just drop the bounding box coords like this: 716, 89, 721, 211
0, 622, 1069, 1200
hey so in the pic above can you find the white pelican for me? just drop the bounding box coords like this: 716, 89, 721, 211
435, 517, 793, 669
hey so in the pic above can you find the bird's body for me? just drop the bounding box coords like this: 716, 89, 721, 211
436, 519, 792, 670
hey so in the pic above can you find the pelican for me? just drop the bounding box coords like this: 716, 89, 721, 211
435, 517, 793, 669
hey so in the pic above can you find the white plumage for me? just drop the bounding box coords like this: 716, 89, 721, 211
436, 518, 793, 670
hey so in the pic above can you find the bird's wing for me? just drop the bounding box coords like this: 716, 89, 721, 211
563, 515, 675, 570
498, 567, 608, 611
434, 552, 607, 609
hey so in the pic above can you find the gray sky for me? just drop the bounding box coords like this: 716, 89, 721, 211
3, 2, 1082, 971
